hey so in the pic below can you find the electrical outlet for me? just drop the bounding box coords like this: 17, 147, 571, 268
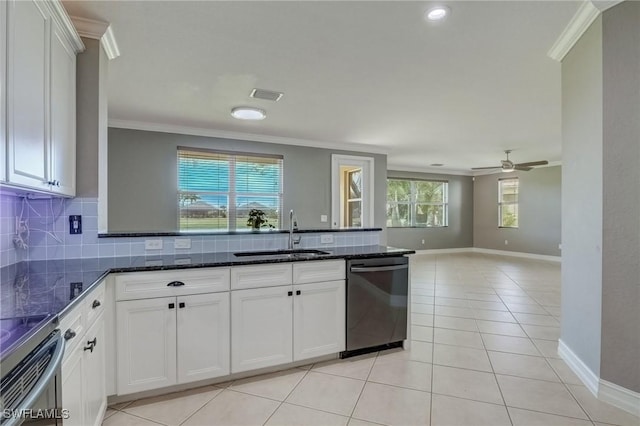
320, 234, 334, 244
558, 243, 562, 250
421, 239, 425, 245
174, 238, 191, 249
320, 215, 328, 223
145, 239, 163, 250
504, 240, 509, 245
69, 215, 82, 234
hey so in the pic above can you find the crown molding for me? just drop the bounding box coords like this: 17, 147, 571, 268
107, 119, 389, 155
44, 1, 84, 52
70, 16, 120, 60
548, 1, 600, 62
387, 164, 474, 176
591, 0, 624, 12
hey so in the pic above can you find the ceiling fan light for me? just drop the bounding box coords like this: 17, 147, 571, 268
502, 167, 514, 173
231, 107, 266, 120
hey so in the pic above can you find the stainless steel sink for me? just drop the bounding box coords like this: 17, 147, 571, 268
234, 249, 331, 258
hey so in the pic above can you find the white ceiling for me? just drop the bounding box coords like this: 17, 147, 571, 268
63, 1, 580, 173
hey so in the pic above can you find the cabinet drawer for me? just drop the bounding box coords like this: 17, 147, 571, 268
231, 263, 292, 290
84, 282, 105, 328
115, 268, 230, 301
293, 260, 345, 284
59, 304, 85, 359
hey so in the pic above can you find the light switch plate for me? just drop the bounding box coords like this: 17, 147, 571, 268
320, 234, 334, 244
145, 239, 163, 250
320, 214, 328, 223
174, 238, 191, 249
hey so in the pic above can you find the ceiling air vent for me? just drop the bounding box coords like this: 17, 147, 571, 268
250, 88, 283, 102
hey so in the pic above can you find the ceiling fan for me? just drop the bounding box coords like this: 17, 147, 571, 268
471, 150, 548, 172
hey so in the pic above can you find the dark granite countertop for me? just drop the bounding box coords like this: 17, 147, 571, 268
0, 245, 413, 361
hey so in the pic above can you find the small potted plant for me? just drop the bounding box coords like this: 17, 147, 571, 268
247, 209, 275, 231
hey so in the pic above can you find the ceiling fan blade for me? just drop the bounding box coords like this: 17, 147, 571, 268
514, 165, 533, 171
515, 160, 548, 167
471, 166, 501, 170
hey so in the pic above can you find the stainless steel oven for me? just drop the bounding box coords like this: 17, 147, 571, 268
343, 256, 409, 357
1, 319, 65, 426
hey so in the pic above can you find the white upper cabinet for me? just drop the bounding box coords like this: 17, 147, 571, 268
0, 1, 7, 182
3, 0, 83, 196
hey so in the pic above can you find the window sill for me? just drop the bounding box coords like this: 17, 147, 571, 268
387, 226, 449, 229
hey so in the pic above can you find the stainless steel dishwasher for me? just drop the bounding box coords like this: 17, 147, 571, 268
342, 256, 409, 357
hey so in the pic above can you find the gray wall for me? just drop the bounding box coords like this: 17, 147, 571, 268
560, 17, 603, 379
108, 128, 388, 241
75, 38, 103, 197
601, 1, 640, 393
473, 166, 561, 256
386, 170, 473, 250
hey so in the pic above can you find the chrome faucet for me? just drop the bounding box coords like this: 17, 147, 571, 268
288, 209, 301, 249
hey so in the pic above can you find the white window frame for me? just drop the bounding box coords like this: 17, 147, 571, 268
386, 179, 449, 228
331, 154, 375, 228
498, 177, 519, 228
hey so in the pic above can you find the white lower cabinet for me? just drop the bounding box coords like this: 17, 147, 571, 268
61, 313, 106, 426
177, 292, 230, 383
61, 343, 84, 426
231, 286, 294, 373
231, 270, 346, 373
61, 283, 107, 426
84, 315, 106, 426
116, 292, 229, 395
293, 280, 346, 361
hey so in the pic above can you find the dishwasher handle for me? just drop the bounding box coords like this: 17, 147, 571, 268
4, 331, 65, 426
350, 264, 408, 273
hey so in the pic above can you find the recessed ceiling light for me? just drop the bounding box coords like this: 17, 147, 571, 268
231, 107, 266, 120
425, 6, 450, 22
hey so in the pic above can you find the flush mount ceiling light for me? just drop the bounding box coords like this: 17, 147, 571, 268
425, 6, 450, 22
231, 107, 266, 120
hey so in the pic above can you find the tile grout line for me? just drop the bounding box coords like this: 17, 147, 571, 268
478, 327, 515, 426
259, 365, 314, 425
346, 350, 378, 422
177, 384, 228, 426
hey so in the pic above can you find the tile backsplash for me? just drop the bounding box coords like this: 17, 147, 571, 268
0, 192, 380, 267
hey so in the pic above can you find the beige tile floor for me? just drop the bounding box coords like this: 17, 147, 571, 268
103, 253, 640, 426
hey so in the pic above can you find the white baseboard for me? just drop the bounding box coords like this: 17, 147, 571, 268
412, 248, 474, 255
557, 339, 600, 395
558, 340, 640, 417
472, 247, 561, 262
599, 379, 640, 417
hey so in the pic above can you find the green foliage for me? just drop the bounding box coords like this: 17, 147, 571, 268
247, 209, 275, 230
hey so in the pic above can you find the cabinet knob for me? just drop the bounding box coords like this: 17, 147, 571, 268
168, 303, 175, 309
296, 290, 301, 295
287, 291, 293, 296
178, 302, 185, 309
92, 300, 101, 309
64, 329, 76, 340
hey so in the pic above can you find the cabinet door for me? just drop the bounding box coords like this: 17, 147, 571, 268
177, 292, 230, 383
6, 0, 50, 190
231, 286, 293, 373
116, 297, 177, 395
61, 343, 85, 426
293, 280, 346, 361
0, 0, 6, 182
49, 18, 76, 196
84, 313, 106, 426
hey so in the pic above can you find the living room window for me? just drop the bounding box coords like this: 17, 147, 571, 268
386, 179, 448, 227
178, 148, 283, 231
498, 177, 519, 228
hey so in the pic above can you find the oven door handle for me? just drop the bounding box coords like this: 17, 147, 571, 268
5, 332, 65, 426
350, 265, 408, 273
